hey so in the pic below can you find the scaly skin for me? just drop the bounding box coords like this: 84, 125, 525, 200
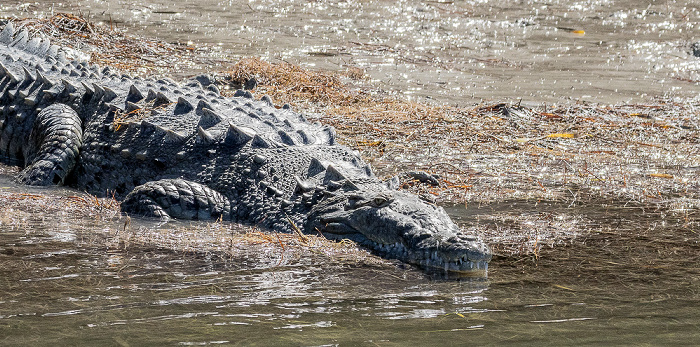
0, 22, 491, 275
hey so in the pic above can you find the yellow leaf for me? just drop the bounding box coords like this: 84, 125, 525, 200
357, 140, 382, 147
649, 173, 673, 179
553, 284, 575, 291
547, 133, 575, 138
572, 30, 585, 35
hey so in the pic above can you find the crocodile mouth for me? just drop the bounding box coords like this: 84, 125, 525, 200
320, 221, 489, 277
375, 240, 489, 277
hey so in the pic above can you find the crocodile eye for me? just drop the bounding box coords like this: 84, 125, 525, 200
373, 196, 389, 207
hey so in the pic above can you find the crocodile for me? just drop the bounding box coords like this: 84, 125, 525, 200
0, 22, 491, 275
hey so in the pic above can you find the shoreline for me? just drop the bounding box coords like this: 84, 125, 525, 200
1, 13, 698, 275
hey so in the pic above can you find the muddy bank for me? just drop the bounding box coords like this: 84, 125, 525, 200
0, 13, 698, 263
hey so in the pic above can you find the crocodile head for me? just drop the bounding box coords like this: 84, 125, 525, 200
306, 188, 491, 276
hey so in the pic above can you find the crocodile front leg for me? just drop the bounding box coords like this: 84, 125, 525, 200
17, 104, 83, 185
121, 179, 232, 221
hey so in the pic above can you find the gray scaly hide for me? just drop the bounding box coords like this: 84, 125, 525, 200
0, 22, 491, 275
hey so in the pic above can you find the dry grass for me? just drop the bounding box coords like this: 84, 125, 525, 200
226, 57, 371, 106
13, 13, 207, 75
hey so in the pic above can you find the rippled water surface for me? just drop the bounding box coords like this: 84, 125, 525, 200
1, 0, 700, 345
2, 0, 699, 105
1, 173, 699, 345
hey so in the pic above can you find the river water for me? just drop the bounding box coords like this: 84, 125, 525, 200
1, 170, 698, 345
1, 0, 700, 345
2, 0, 699, 106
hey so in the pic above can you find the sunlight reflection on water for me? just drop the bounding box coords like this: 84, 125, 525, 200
1, 0, 700, 344
2, 0, 698, 105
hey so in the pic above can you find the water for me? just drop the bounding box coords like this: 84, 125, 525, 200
1, 169, 699, 345
1, 0, 700, 344
1, 0, 699, 106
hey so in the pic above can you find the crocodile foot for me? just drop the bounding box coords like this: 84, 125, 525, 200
121, 179, 232, 221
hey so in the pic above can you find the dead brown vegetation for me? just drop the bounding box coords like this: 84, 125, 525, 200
14, 13, 203, 75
